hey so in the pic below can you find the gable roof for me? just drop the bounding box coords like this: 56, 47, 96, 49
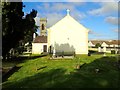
89, 40, 120, 45
102, 41, 111, 45
108, 40, 120, 45
33, 36, 47, 43
48, 14, 89, 32
90, 40, 103, 45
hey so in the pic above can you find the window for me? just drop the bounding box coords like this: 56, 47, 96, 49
41, 24, 44, 30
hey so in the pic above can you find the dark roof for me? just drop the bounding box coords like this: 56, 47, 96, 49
109, 40, 120, 45
103, 41, 111, 45
33, 36, 47, 43
89, 40, 120, 45
90, 40, 103, 45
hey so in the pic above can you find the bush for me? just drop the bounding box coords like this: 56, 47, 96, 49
95, 43, 101, 48
88, 50, 97, 54
117, 51, 120, 54
111, 50, 116, 54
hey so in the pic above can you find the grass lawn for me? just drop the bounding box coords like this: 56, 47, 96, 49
2, 54, 119, 88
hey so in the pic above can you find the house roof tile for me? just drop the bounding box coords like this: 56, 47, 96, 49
89, 40, 120, 45
33, 36, 47, 43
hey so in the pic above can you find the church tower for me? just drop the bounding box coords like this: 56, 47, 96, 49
40, 18, 47, 36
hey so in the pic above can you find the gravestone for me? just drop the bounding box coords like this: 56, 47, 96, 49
103, 46, 106, 56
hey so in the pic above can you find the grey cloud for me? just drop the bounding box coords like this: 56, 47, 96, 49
112, 28, 119, 32
105, 16, 118, 25
88, 2, 118, 16
36, 3, 86, 27
89, 30, 103, 36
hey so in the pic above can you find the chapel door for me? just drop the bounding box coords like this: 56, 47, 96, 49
43, 45, 47, 52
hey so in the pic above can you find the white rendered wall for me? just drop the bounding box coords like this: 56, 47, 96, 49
88, 41, 95, 47
47, 16, 88, 54
101, 42, 109, 47
48, 30, 88, 54
32, 43, 47, 54
47, 15, 89, 54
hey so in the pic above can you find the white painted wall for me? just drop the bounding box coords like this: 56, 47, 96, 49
110, 45, 115, 47
101, 42, 109, 47
32, 43, 47, 54
115, 45, 119, 47
88, 41, 95, 47
48, 15, 89, 54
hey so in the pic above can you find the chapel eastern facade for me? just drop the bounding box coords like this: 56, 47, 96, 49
32, 10, 89, 55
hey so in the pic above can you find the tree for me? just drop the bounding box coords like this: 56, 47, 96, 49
2, 2, 37, 60
95, 43, 101, 48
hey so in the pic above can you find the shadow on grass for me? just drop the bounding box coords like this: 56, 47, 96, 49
2, 56, 119, 89
2, 54, 48, 68
2, 54, 48, 64
9, 54, 47, 61
2, 66, 22, 82
2, 54, 48, 83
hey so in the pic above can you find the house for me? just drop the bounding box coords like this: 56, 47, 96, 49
88, 40, 103, 47
89, 40, 120, 48
32, 36, 47, 54
32, 9, 89, 55
47, 9, 89, 54
88, 41, 95, 47
32, 18, 48, 54
101, 41, 110, 47
88, 40, 120, 53
101, 40, 120, 48
108, 40, 120, 47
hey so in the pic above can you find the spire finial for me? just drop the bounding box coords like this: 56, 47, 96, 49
67, 9, 70, 15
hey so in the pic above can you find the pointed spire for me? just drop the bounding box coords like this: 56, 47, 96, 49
67, 9, 70, 15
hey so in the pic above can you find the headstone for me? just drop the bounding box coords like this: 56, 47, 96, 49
0, 56, 3, 60
52, 47, 56, 58
95, 68, 100, 73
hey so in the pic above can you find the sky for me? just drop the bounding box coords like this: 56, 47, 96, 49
22, 0, 119, 40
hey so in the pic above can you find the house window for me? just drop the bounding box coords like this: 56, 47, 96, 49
41, 24, 44, 30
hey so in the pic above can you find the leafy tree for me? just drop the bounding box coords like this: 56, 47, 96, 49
0, 3, 2, 58
2, 2, 37, 59
95, 43, 101, 48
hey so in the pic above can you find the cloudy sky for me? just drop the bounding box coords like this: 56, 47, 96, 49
23, 0, 119, 40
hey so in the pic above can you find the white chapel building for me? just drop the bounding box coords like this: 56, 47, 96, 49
32, 9, 89, 55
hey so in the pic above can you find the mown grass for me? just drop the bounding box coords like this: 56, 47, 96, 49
2, 54, 119, 88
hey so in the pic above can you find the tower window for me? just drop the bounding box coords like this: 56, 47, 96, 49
42, 24, 44, 30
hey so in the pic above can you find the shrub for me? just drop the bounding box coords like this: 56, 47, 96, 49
95, 43, 101, 48
117, 51, 120, 54
111, 50, 116, 54
88, 50, 97, 54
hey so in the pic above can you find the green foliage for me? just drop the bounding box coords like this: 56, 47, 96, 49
2, 2, 38, 59
111, 50, 116, 54
95, 43, 101, 48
